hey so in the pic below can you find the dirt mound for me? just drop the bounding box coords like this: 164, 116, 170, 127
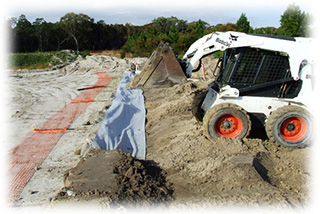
143, 80, 311, 208
57, 149, 173, 207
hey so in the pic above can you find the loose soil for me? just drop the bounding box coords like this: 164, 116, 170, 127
59, 149, 173, 208
143, 80, 311, 208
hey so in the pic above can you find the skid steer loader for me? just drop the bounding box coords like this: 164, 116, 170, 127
132, 31, 315, 148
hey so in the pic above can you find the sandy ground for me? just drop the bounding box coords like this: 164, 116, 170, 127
6, 55, 312, 212
143, 80, 311, 208
7, 55, 146, 208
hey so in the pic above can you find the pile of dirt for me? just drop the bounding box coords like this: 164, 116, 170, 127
142, 79, 311, 208
57, 149, 173, 207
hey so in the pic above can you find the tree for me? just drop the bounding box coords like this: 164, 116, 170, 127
14, 14, 36, 52
236, 13, 250, 33
59, 13, 95, 53
187, 19, 209, 38
194, 19, 209, 38
152, 16, 187, 35
212, 23, 237, 32
33, 18, 49, 51
278, 4, 311, 37
168, 23, 179, 43
152, 16, 174, 34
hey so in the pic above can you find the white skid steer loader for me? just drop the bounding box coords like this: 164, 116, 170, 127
184, 31, 314, 148
131, 31, 315, 148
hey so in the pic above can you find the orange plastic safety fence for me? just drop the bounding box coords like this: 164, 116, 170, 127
71, 99, 94, 104
33, 128, 67, 134
8, 72, 112, 204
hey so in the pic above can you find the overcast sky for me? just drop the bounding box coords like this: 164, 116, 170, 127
2, 0, 315, 28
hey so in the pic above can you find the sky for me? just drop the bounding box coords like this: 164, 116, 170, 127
2, 0, 316, 28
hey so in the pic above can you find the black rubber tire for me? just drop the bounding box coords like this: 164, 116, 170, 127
265, 105, 312, 148
203, 103, 251, 141
191, 90, 207, 122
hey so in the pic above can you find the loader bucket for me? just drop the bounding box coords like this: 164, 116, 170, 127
130, 42, 187, 88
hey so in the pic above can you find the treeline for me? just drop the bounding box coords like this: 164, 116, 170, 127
123, 4, 312, 57
7, 4, 311, 57
8, 13, 144, 53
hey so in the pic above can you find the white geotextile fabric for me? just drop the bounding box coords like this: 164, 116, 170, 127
92, 71, 146, 159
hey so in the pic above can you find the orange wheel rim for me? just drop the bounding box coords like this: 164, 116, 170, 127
214, 114, 243, 138
280, 117, 307, 142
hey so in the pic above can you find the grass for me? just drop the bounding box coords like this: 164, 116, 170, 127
9, 50, 89, 70
9, 49, 133, 70
10, 52, 53, 69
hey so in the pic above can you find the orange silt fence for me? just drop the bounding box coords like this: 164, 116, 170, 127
32, 128, 68, 134
71, 99, 94, 104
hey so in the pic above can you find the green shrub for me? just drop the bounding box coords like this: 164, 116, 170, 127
11, 53, 52, 67
9, 51, 79, 69
80, 50, 90, 59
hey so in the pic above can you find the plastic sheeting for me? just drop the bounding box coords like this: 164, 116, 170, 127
92, 71, 146, 159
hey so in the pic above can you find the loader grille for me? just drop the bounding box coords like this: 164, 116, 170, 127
228, 48, 290, 87
255, 53, 290, 84
219, 47, 298, 98
230, 49, 264, 85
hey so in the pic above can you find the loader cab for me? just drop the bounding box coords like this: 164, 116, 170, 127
215, 47, 302, 98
